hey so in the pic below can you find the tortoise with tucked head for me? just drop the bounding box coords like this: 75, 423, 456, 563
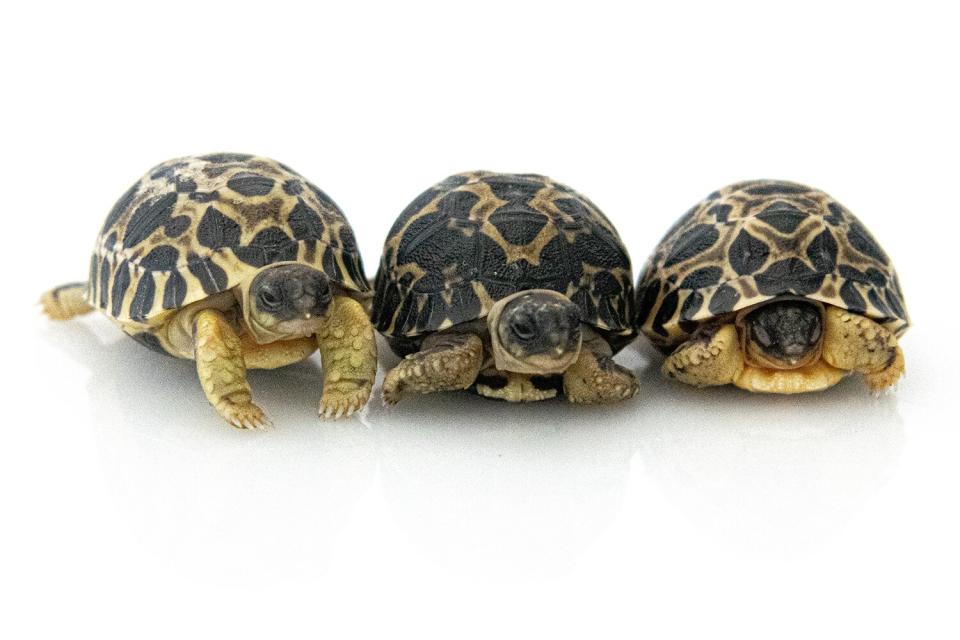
41, 153, 377, 428
371, 171, 638, 404
636, 180, 908, 394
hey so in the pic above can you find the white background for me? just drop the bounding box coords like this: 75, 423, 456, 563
3, 1, 958, 638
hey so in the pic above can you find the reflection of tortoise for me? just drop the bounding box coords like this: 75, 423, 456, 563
636, 180, 908, 394
41, 153, 377, 428
371, 171, 638, 404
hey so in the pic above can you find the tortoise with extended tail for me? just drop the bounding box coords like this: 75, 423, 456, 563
41, 153, 377, 428
371, 171, 638, 404
636, 180, 908, 394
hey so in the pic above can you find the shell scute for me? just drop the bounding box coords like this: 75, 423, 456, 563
636, 180, 909, 350
372, 171, 635, 343
89, 154, 369, 324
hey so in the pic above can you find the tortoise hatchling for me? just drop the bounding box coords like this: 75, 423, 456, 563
636, 180, 908, 394
41, 153, 377, 429
371, 171, 638, 404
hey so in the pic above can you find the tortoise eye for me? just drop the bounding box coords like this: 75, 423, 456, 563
752, 323, 773, 347
808, 320, 822, 344
258, 289, 282, 310
510, 318, 536, 341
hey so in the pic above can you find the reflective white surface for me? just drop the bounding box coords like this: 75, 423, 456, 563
8, 297, 955, 637
4, 1, 959, 637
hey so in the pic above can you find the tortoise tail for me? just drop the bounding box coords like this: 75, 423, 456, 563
40, 282, 93, 320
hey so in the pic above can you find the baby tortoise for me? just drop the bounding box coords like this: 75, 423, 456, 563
636, 180, 908, 394
41, 153, 377, 428
371, 171, 638, 404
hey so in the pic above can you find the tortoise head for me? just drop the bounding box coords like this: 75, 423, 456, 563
738, 299, 824, 370
241, 262, 332, 343
487, 289, 582, 375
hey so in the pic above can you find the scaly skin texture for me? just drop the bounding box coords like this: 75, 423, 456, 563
382, 333, 484, 405
315, 295, 378, 418
822, 306, 904, 392
194, 308, 271, 430
662, 323, 744, 388
563, 343, 639, 404
40, 283, 93, 320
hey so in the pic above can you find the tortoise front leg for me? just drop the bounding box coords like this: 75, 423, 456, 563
40, 283, 93, 320
382, 333, 484, 405
315, 295, 378, 418
822, 306, 904, 392
662, 323, 743, 388
194, 308, 271, 430
563, 337, 638, 403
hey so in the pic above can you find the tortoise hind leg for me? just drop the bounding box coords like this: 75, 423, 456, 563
662, 323, 743, 387
194, 308, 271, 430
563, 338, 638, 403
40, 283, 93, 320
382, 332, 483, 405
822, 306, 904, 392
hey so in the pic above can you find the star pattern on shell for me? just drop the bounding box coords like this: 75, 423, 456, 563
88, 154, 369, 325
636, 180, 909, 351
371, 171, 636, 350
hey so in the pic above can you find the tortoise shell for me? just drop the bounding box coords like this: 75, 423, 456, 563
636, 179, 909, 351
88, 153, 369, 325
371, 171, 636, 347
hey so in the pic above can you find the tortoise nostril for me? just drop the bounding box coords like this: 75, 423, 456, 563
285, 279, 304, 300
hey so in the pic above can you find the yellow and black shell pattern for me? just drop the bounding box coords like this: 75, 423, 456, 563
371, 171, 636, 349
636, 180, 909, 352
87, 154, 369, 326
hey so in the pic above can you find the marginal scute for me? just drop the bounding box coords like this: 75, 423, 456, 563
709, 284, 740, 315
372, 171, 636, 347
636, 179, 909, 350
129, 274, 156, 321
187, 254, 228, 295
163, 271, 187, 309
90, 154, 369, 324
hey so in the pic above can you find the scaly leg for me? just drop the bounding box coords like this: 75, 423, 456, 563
382, 333, 484, 405
662, 323, 743, 387
315, 295, 378, 418
40, 283, 93, 320
563, 339, 638, 403
194, 308, 270, 430
822, 306, 904, 392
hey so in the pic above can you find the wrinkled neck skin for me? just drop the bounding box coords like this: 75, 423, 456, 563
486, 290, 582, 375
735, 298, 825, 370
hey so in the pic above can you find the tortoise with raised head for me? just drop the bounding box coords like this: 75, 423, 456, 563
636, 179, 908, 394
371, 171, 638, 404
41, 153, 377, 428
